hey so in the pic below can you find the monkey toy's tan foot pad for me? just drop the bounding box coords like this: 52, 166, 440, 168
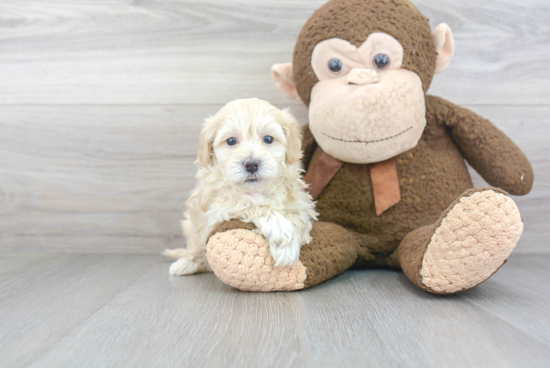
207, 229, 307, 292
206, 220, 358, 292
401, 188, 523, 294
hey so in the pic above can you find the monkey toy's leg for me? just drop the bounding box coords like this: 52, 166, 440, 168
205, 221, 359, 292
394, 187, 523, 294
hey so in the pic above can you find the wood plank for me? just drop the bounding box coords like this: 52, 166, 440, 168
0, 253, 54, 276
0, 105, 204, 253
30, 256, 304, 368
0, 0, 549, 105
0, 104, 546, 253
0, 254, 157, 368
0, 254, 545, 368
286, 266, 550, 368
461, 255, 550, 346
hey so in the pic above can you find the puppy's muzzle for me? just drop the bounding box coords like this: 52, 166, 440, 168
244, 159, 260, 174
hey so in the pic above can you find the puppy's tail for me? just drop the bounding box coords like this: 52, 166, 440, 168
163, 248, 189, 260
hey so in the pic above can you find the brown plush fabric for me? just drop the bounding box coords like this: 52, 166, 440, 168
300, 222, 359, 288
301, 123, 318, 169
306, 96, 475, 262
428, 96, 535, 195
293, 0, 436, 106
207, 219, 256, 244
397, 224, 434, 292
302, 95, 533, 264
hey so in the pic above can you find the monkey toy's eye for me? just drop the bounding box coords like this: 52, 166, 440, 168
328, 58, 343, 74
263, 135, 274, 144
373, 54, 390, 70
227, 137, 238, 146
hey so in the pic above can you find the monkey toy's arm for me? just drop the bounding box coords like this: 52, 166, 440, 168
427, 95, 534, 195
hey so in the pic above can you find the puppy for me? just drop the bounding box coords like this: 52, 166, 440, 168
165, 98, 317, 276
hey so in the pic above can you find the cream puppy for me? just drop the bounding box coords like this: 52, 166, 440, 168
165, 98, 317, 276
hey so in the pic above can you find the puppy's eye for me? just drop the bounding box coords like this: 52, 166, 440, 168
226, 137, 238, 146
263, 136, 274, 144
373, 54, 390, 70
328, 58, 343, 74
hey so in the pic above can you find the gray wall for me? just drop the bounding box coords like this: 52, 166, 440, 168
0, 0, 548, 253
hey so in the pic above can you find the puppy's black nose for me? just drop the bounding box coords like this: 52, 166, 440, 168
244, 159, 260, 173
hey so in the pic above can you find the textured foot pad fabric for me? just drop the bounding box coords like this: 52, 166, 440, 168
420, 189, 523, 294
207, 229, 307, 292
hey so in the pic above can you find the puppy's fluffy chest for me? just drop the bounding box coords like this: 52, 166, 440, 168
205, 189, 294, 225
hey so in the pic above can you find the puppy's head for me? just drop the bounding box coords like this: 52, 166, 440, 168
198, 98, 302, 187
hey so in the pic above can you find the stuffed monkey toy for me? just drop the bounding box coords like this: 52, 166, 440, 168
205, 0, 534, 294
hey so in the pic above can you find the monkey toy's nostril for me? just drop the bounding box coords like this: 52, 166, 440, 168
244, 159, 260, 173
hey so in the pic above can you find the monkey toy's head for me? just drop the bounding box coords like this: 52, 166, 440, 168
272, 0, 455, 164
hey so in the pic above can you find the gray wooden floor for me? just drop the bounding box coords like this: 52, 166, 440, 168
1, 253, 549, 368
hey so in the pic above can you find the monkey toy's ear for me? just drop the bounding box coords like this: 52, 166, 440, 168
271, 63, 301, 101
432, 23, 455, 74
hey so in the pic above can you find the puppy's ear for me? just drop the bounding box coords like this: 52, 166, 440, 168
197, 116, 217, 167
279, 109, 303, 165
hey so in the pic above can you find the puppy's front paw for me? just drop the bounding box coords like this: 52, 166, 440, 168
270, 241, 301, 268
169, 257, 208, 276
256, 212, 303, 268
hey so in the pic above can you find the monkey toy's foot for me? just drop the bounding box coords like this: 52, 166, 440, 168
399, 188, 523, 294
206, 220, 358, 292
206, 225, 307, 292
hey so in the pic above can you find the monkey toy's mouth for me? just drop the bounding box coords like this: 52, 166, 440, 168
322, 126, 414, 144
